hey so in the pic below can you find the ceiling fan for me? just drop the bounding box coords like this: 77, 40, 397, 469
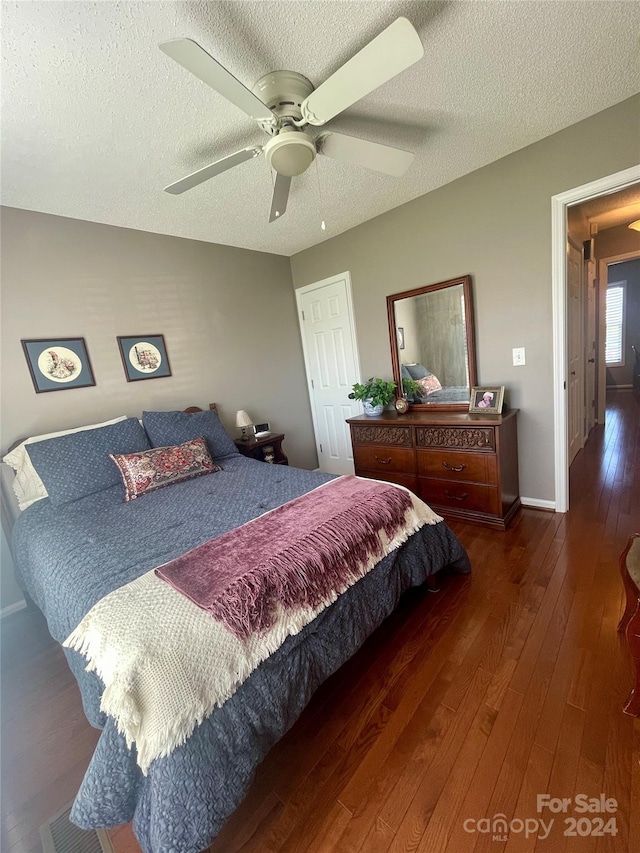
159, 17, 424, 222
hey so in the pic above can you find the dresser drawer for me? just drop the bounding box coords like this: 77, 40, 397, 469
354, 445, 416, 475
418, 477, 499, 515
357, 470, 418, 493
417, 449, 492, 483
351, 424, 413, 446
416, 425, 495, 452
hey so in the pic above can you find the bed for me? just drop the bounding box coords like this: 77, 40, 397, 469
6, 405, 470, 853
401, 362, 470, 404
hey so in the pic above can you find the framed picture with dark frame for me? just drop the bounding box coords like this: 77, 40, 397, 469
21, 337, 96, 393
469, 386, 505, 414
117, 334, 172, 382
397, 327, 405, 350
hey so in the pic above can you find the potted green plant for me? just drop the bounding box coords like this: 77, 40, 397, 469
401, 377, 420, 402
349, 377, 397, 416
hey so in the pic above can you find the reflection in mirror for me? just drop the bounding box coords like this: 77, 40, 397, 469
387, 275, 476, 410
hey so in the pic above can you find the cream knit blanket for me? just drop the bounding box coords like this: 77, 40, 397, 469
64, 481, 441, 773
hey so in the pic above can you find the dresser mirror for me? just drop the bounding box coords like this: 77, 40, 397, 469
386, 274, 477, 410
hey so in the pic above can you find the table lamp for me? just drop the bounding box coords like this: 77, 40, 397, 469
235, 410, 254, 441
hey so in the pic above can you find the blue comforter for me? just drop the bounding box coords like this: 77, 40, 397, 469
13, 456, 468, 853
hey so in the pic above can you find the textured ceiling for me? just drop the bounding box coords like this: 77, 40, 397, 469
2, 1, 640, 256
573, 186, 640, 232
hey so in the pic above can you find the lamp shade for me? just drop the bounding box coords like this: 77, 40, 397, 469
235, 410, 253, 428
629, 219, 640, 232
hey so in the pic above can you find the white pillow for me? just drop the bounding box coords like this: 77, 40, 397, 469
3, 416, 128, 510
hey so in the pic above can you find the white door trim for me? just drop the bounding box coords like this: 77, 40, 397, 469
567, 236, 585, 466
597, 250, 640, 422
551, 164, 640, 513
295, 271, 362, 464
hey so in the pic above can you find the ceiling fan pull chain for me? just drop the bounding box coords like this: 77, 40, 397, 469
315, 160, 327, 231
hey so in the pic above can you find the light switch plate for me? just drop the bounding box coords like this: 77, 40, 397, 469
513, 347, 526, 366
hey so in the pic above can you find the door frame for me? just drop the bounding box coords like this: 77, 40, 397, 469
295, 271, 362, 465
597, 250, 640, 422
567, 236, 585, 466
551, 164, 640, 513
584, 255, 597, 438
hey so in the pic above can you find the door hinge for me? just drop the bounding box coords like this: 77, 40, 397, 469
311, 378, 314, 388
319, 443, 323, 453
301, 310, 305, 321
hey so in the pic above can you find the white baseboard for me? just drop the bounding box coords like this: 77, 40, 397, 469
1, 598, 27, 619
521, 496, 556, 511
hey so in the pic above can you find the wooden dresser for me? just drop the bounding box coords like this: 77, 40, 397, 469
347, 409, 520, 530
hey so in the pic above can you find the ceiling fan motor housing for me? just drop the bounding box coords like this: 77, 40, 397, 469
252, 70, 314, 128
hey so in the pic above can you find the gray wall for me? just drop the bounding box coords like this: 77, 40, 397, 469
606, 258, 640, 388
596, 222, 640, 260
0, 207, 317, 608
290, 94, 640, 505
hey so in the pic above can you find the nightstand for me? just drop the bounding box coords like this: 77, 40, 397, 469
234, 433, 288, 465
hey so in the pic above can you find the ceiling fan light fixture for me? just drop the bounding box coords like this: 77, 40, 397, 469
264, 128, 316, 177
629, 219, 640, 232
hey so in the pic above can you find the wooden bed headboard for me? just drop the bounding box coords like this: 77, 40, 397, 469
184, 403, 217, 413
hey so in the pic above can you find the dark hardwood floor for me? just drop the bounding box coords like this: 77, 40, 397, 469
2, 390, 639, 853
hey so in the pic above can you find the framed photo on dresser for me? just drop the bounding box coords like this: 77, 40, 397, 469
469, 386, 505, 414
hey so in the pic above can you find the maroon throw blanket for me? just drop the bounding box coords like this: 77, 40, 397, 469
156, 475, 413, 640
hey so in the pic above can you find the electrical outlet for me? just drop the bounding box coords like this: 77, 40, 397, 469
512, 347, 526, 366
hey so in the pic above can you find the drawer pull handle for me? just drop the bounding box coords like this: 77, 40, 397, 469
445, 490, 468, 501
442, 462, 466, 472
375, 455, 392, 465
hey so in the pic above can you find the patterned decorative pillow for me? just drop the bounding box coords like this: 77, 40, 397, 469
110, 437, 221, 502
416, 374, 443, 396
143, 409, 239, 460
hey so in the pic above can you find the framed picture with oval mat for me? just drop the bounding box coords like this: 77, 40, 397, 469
117, 334, 172, 381
21, 337, 96, 393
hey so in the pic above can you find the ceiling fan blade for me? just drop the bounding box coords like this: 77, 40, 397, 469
319, 132, 414, 176
164, 147, 262, 194
301, 17, 423, 126
269, 173, 291, 222
159, 38, 277, 123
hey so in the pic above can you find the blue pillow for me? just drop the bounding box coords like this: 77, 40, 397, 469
27, 417, 151, 506
143, 409, 239, 460
405, 363, 432, 381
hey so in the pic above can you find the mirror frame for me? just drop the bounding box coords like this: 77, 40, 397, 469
386, 274, 477, 411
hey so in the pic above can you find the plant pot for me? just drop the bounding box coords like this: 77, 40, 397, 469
363, 400, 384, 416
